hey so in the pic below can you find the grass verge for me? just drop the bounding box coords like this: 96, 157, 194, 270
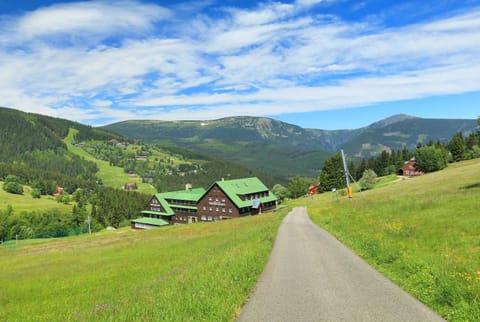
290, 159, 480, 321
0, 209, 288, 321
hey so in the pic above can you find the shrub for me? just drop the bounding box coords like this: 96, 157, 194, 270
3, 181, 24, 194
359, 169, 377, 190
31, 188, 41, 199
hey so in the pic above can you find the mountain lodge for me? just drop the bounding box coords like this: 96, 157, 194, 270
131, 177, 277, 229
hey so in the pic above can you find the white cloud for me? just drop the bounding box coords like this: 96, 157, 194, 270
0, 0, 479, 126
14, 1, 170, 40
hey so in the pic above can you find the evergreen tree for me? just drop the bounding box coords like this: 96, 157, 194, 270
356, 159, 366, 181
465, 133, 478, 150
318, 153, 345, 192
447, 132, 467, 162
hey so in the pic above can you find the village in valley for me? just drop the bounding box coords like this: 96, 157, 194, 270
1, 0, 479, 319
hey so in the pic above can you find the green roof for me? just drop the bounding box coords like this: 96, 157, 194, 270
141, 210, 174, 217
157, 188, 206, 202
131, 217, 169, 226
143, 188, 205, 217
214, 177, 277, 209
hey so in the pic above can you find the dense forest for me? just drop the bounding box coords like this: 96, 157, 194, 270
0, 107, 124, 193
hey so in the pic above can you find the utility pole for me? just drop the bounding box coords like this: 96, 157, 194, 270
341, 149, 353, 200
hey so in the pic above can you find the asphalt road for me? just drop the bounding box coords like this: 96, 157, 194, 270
237, 207, 445, 322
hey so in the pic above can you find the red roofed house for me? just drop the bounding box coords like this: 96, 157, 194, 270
399, 158, 424, 177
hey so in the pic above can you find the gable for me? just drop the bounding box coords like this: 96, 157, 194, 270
143, 195, 174, 216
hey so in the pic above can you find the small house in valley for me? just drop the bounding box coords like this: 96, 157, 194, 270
399, 158, 424, 177
131, 177, 277, 229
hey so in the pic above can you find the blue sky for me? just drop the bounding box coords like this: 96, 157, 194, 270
1, 0, 479, 129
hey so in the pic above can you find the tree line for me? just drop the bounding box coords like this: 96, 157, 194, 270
276, 127, 480, 201
0, 187, 151, 241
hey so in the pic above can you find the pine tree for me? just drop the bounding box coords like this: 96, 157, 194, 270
318, 153, 345, 192
448, 132, 467, 162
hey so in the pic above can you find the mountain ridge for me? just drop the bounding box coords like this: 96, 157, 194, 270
102, 114, 478, 177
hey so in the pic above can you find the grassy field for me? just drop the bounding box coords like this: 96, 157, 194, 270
64, 129, 156, 194
290, 158, 480, 321
0, 182, 72, 213
0, 209, 288, 321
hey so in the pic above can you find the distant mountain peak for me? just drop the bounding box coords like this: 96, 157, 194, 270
368, 114, 417, 129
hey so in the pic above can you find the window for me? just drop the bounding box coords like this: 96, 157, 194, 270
201, 215, 206, 221
229, 209, 233, 213
203, 206, 206, 210
216, 207, 219, 212
208, 216, 212, 221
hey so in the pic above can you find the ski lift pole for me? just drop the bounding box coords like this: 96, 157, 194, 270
341, 149, 353, 200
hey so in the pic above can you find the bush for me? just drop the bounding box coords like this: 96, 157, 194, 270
359, 169, 377, 190
3, 181, 24, 194
31, 188, 41, 199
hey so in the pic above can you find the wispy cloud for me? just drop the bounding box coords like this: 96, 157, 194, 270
0, 0, 479, 125
11, 1, 170, 41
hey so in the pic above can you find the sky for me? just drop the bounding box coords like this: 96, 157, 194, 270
0, 0, 479, 130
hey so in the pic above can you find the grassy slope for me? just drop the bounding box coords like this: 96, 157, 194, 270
290, 159, 480, 321
64, 128, 156, 194
0, 209, 288, 321
0, 182, 72, 213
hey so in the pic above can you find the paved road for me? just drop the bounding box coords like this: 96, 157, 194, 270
237, 207, 444, 322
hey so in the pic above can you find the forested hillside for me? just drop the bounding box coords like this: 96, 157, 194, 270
0, 108, 282, 241
0, 107, 124, 194
342, 116, 478, 157
103, 115, 478, 178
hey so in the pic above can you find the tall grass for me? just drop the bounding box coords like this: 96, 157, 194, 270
0, 209, 287, 321
291, 159, 480, 321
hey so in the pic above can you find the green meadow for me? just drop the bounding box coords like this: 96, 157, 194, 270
291, 158, 480, 321
1, 159, 479, 321
0, 182, 72, 213
0, 210, 287, 321
64, 128, 157, 194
